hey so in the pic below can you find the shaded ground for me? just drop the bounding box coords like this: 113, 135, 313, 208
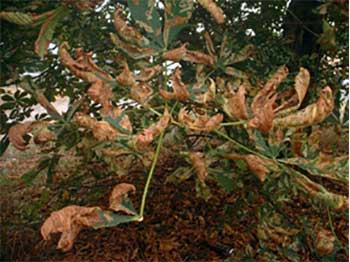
1, 145, 348, 261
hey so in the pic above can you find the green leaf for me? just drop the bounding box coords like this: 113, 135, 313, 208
163, 0, 193, 47
104, 112, 132, 135
127, 0, 163, 49
0, 10, 54, 26
21, 170, 41, 186
0, 136, 9, 157
216, 173, 234, 192
35, 6, 68, 58
94, 210, 140, 229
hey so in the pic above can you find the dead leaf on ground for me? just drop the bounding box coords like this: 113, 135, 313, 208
274, 86, 334, 128
189, 152, 208, 182
178, 108, 223, 132
109, 183, 136, 215
159, 67, 190, 102
314, 228, 336, 256
8, 122, 32, 151
198, 0, 225, 24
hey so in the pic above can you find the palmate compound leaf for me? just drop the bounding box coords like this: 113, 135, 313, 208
274, 86, 334, 128
133, 109, 171, 151
197, 0, 225, 24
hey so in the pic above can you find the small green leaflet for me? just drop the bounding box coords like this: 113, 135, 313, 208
94, 210, 140, 229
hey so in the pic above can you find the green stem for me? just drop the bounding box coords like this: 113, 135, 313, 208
220, 120, 246, 127
139, 131, 165, 218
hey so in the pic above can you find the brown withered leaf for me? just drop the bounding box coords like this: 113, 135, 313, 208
36, 92, 61, 118
204, 31, 216, 56
248, 94, 276, 134
189, 152, 208, 182
130, 82, 153, 105
87, 80, 113, 114
109, 183, 136, 215
178, 108, 223, 132
110, 33, 155, 60
110, 107, 133, 133
162, 43, 188, 61
274, 86, 334, 128
184, 50, 214, 67
314, 229, 336, 256
116, 62, 136, 87
193, 78, 216, 104
75, 114, 119, 141
159, 67, 190, 102
8, 122, 32, 151
33, 129, 55, 145
135, 65, 162, 82
225, 153, 277, 182
113, 8, 149, 47
41, 205, 102, 251
275, 67, 310, 116
197, 0, 225, 24
223, 84, 249, 120
134, 109, 171, 151
295, 173, 348, 211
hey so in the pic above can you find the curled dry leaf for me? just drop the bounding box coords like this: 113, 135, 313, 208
274, 86, 334, 128
59, 42, 113, 114
162, 43, 188, 61
223, 84, 249, 120
109, 183, 136, 215
159, 67, 190, 102
189, 152, 208, 182
33, 129, 55, 145
130, 82, 153, 105
75, 114, 119, 141
204, 31, 216, 56
135, 65, 162, 82
110, 33, 155, 59
134, 109, 171, 151
178, 108, 223, 132
193, 78, 216, 104
295, 173, 348, 211
184, 50, 214, 67
41, 205, 102, 251
274, 67, 310, 116
113, 8, 149, 47
225, 153, 277, 182
116, 62, 136, 87
197, 0, 225, 24
248, 94, 276, 134
8, 122, 32, 151
314, 229, 336, 256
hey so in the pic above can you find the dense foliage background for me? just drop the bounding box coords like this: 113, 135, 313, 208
1, 0, 348, 261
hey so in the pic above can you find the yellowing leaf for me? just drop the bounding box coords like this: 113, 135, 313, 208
197, 0, 225, 24
159, 67, 190, 102
223, 84, 249, 120
109, 183, 136, 215
8, 122, 32, 151
189, 152, 208, 182
134, 109, 171, 151
113, 8, 150, 47
178, 108, 223, 132
41, 205, 102, 251
274, 86, 334, 128
314, 229, 336, 256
